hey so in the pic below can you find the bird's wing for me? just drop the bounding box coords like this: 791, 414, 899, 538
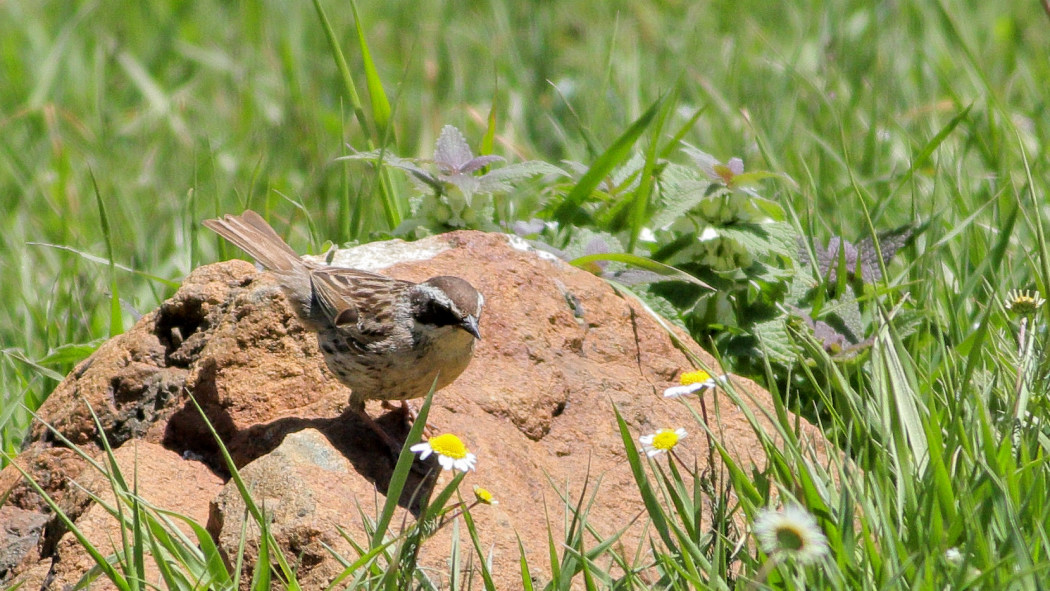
309, 268, 411, 342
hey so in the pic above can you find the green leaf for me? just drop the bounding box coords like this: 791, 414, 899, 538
478, 161, 567, 194
37, 340, 104, 368
154, 508, 234, 586
628, 90, 675, 252
371, 384, 435, 547
553, 97, 663, 225
873, 321, 929, 473
516, 534, 535, 591
311, 0, 367, 133
728, 169, 795, 189
893, 103, 973, 195
481, 94, 497, 157
751, 317, 797, 364
716, 222, 798, 259
1, 348, 66, 382
313, 0, 402, 229
612, 405, 677, 553
569, 252, 712, 289
90, 170, 123, 337
24, 242, 180, 289
651, 163, 710, 229
0, 453, 130, 589
349, 1, 392, 135
823, 284, 865, 343
459, 504, 497, 591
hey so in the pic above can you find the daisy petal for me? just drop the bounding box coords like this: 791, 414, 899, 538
663, 383, 705, 398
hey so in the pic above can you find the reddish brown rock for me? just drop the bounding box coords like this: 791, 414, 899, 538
6, 441, 223, 590
0, 230, 828, 589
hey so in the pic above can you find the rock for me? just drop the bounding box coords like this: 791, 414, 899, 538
1, 230, 829, 589
208, 428, 390, 588
0, 505, 48, 578
4, 441, 222, 590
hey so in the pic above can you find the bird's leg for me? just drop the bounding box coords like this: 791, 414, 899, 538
381, 400, 436, 437
355, 407, 406, 459
357, 403, 430, 475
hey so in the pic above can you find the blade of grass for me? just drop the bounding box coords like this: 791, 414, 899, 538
250, 516, 272, 591
184, 393, 302, 590
311, 0, 402, 229
90, 170, 123, 336
0, 451, 131, 589
612, 404, 676, 554
459, 505, 495, 587
571, 253, 712, 289
516, 533, 534, 591
371, 383, 435, 546
553, 97, 662, 227
348, 0, 392, 136
627, 91, 674, 252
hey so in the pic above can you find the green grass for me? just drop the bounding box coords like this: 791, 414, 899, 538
3, 0, 1050, 588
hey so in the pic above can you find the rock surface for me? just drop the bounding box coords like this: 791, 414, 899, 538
1, 230, 828, 589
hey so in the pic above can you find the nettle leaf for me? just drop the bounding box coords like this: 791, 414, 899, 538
610, 152, 647, 191
477, 160, 567, 194
809, 236, 861, 282
559, 228, 625, 263
434, 125, 504, 174
786, 273, 818, 305
745, 260, 797, 285
802, 224, 916, 283
347, 126, 566, 206
340, 150, 438, 184
443, 174, 482, 201
788, 301, 874, 358
822, 284, 864, 344
716, 222, 799, 260
746, 195, 787, 221
651, 162, 710, 229
786, 306, 845, 354
856, 224, 915, 278
681, 144, 723, 181
752, 317, 798, 364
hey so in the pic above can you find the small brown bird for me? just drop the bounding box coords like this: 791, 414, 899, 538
203, 210, 483, 436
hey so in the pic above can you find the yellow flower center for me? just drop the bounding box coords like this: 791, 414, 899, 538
714, 163, 736, 185
1007, 293, 1041, 317
429, 434, 468, 459
473, 486, 495, 505
775, 524, 806, 552
651, 429, 681, 451
680, 370, 712, 386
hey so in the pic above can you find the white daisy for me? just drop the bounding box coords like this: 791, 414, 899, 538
410, 433, 477, 472
638, 428, 687, 457
753, 505, 829, 564
1005, 289, 1045, 317
663, 369, 726, 398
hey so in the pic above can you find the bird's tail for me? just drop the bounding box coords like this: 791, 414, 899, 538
203, 210, 305, 273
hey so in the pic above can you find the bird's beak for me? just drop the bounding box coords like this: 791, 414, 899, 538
462, 315, 481, 340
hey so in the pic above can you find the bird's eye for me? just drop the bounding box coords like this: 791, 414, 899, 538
415, 300, 461, 328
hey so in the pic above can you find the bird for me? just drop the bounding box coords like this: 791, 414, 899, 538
203, 210, 483, 443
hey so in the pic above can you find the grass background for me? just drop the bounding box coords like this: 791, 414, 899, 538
2, 0, 1050, 587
